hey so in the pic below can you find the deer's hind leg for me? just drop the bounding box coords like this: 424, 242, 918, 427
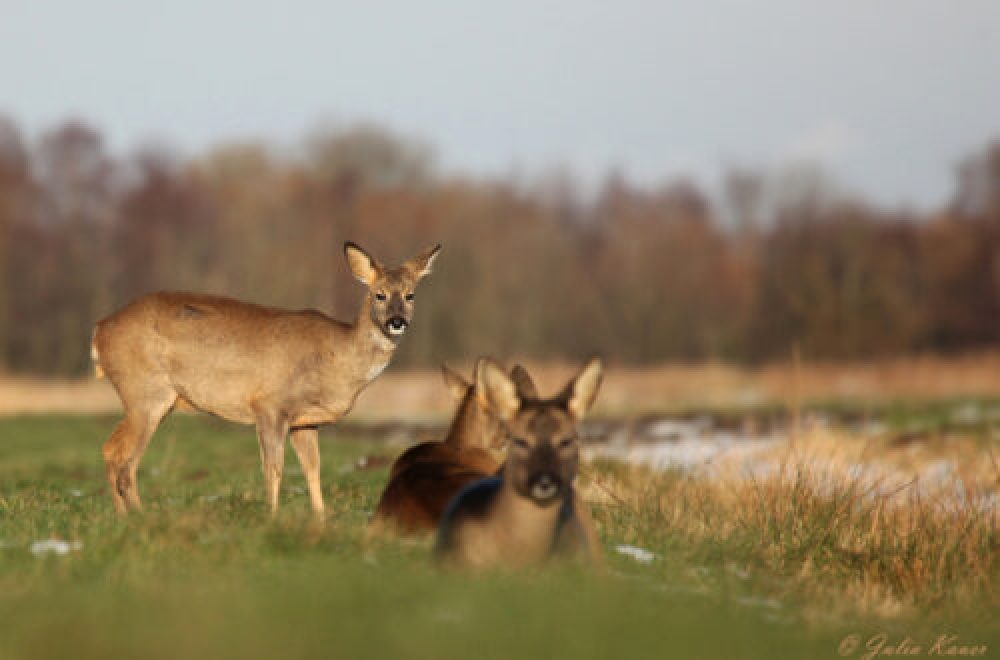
103, 384, 177, 514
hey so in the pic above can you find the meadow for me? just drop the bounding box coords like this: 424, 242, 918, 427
0, 406, 996, 659
3, 20, 999, 659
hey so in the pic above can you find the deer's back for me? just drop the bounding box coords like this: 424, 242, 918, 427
374, 443, 499, 535
95, 292, 348, 423
387, 441, 499, 480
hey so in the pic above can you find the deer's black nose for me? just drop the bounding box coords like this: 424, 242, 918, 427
386, 316, 408, 336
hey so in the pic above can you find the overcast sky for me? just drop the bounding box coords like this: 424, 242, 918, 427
2, 1, 998, 209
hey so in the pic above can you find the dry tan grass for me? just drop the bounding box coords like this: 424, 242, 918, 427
4, 351, 1000, 418
703, 425, 999, 500
581, 428, 999, 623
0, 376, 122, 416
594, 351, 1000, 414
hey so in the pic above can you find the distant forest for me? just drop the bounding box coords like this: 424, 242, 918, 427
0, 117, 998, 375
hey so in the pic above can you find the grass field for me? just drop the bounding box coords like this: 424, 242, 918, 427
0, 414, 996, 659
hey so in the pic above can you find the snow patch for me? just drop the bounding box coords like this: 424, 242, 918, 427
30, 539, 82, 556
616, 544, 656, 563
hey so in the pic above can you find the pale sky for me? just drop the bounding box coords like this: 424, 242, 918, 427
2, 1, 999, 209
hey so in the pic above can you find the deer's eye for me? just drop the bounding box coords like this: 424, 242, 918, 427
558, 437, 575, 450
512, 438, 530, 451
405, 293, 415, 301
375, 293, 387, 302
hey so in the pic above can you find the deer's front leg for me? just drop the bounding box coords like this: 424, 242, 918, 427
255, 413, 289, 514
290, 426, 324, 516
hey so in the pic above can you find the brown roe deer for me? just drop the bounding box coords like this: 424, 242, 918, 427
435, 359, 604, 568
370, 359, 537, 535
91, 242, 440, 515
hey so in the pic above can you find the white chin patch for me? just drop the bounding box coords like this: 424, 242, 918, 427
388, 325, 406, 337
532, 483, 558, 501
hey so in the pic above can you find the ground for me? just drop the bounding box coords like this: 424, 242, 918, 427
0, 414, 996, 659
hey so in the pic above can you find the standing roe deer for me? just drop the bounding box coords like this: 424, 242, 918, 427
91, 241, 440, 515
370, 359, 537, 535
435, 358, 604, 568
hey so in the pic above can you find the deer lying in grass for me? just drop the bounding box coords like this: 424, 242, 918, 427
370, 359, 536, 535
91, 242, 440, 515
435, 359, 604, 568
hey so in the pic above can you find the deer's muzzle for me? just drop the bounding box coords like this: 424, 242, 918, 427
386, 316, 408, 336
528, 472, 562, 504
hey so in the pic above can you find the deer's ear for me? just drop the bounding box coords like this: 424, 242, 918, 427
406, 243, 441, 279
344, 242, 378, 286
509, 364, 539, 399
559, 358, 603, 420
441, 363, 470, 402
476, 358, 520, 421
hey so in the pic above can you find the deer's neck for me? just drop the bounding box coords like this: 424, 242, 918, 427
340, 304, 394, 379
491, 479, 565, 562
443, 393, 493, 450
288, 302, 400, 426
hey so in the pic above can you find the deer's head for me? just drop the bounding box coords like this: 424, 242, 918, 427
478, 358, 603, 506
344, 242, 441, 342
441, 359, 540, 456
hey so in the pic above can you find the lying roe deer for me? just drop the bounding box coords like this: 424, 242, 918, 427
370, 359, 537, 535
435, 359, 604, 568
91, 241, 440, 515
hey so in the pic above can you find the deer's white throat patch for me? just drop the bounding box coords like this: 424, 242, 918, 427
367, 359, 389, 381
370, 327, 395, 352
366, 327, 394, 380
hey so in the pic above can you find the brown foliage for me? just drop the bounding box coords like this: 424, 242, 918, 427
0, 116, 998, 374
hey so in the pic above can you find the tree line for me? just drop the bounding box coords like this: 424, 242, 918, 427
0, 116, 997, 375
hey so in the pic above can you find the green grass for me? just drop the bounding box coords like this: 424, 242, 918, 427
0, 415, 994, 659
